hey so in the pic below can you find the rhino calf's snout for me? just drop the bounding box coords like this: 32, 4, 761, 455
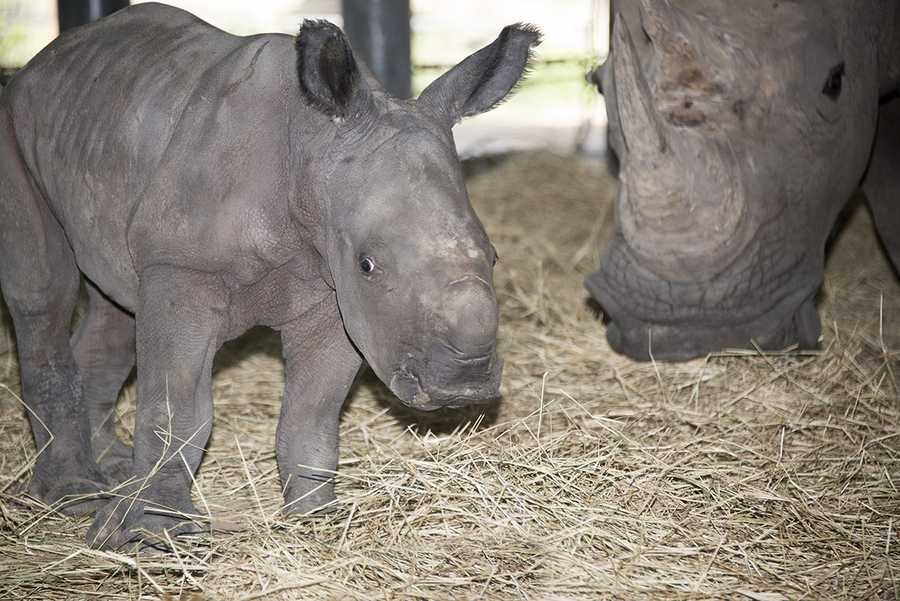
422, 276, 503, 406
389, 276, 502, 411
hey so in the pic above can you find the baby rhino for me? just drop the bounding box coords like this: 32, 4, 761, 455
0, 3, 540, 549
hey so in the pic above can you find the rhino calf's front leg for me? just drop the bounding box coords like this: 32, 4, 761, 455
88, 266, 226, 549
277, 305, 361, 514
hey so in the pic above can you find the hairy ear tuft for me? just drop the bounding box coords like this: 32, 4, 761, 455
295, 19, 370, 120
418, 23, 542, 125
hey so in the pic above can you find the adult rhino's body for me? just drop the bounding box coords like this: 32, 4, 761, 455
0, 3, 539, 548
588, 0, 900, 360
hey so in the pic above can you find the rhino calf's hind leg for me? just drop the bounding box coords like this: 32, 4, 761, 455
0, 114, 108, 513
71, 281, 136, 483
864, 96, 900, 275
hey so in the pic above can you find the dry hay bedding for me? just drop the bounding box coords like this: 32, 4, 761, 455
0, 151, 898, 600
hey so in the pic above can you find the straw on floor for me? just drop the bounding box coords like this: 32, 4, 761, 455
0, 151, 897, 600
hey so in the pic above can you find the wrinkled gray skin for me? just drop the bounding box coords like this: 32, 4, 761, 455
587, 0, 900, 360
0, 3, 539, 549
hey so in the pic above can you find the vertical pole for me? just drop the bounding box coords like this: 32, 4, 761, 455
58, 0, 130, 33
341, 0, 412, 99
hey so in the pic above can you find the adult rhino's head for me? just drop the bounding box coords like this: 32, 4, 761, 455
295, 20, 540, 409
588, 0, 880, 360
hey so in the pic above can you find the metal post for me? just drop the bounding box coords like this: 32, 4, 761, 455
58, 0, 130, 32
341, 0, 411, 99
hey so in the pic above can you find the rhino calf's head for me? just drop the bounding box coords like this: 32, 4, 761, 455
295, 21, 540, 409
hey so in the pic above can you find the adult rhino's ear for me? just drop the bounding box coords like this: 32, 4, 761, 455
295, 19, 371, 121
418, 24, 541, 126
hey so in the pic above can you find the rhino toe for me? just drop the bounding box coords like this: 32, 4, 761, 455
88, 497, 208, 551
91, 520, 207, 553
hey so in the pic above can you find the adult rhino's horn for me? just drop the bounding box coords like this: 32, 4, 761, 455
612, 12, 669, 158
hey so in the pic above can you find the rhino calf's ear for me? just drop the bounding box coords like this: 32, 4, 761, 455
295, 19, 371, 121
418, 23, 542, 125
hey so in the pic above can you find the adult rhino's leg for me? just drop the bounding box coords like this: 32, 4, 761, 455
864, 96, 900, 275
87, 265, 224, 550
0, 110, 107, 514
277, 299, 361, 515
71, 280, 136, 483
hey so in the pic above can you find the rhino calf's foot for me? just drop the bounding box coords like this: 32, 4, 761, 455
26, 469, 109, 516
87, 493, 206, 551
282, 478, 337, 516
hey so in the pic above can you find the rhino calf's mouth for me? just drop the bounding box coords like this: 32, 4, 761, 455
389, 350, 504, 411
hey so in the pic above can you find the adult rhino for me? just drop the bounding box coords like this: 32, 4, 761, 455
587, 0, 900, 360
0, 3, 540, 548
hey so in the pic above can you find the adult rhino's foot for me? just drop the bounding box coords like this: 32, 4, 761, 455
25, 458, 109, 515
87, 495, 208, 551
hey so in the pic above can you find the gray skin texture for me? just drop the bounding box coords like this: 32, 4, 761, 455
0, 3, 540, 549
586, 0, 900, 360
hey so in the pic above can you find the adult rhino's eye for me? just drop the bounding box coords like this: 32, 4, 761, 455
359, 255, 376, 274
822, 62, 845, 100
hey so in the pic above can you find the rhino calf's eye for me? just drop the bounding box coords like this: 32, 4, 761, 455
359, 256, 376, 274
822, 62, 845, 100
